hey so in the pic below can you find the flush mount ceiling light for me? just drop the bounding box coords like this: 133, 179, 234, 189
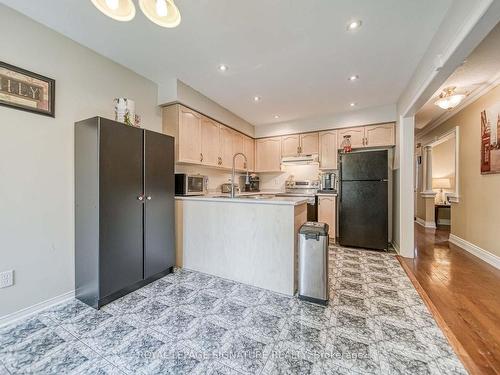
139, 0, 181, 28
434, 87, 466, 110
274, 115, 280, 119
350, 102, 357, 107
348, 75, 359, 81
218, 64, 228, 72
90, 0, 136, 21
253, 96, 261, 102
347, 20, 362, 31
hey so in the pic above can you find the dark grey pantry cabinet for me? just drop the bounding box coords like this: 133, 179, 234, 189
75, 117, 175, 309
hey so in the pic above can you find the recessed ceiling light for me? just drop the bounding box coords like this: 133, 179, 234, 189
139, 0, 181, 28
218, 64, 228, 72
348, 75, 359, 81
347, 20, 362, 31
253, 96, 261, 102
274, 115, 280, 119
350, 102, 357, 107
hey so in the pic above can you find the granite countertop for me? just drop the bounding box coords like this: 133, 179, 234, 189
175, 194, 308, 206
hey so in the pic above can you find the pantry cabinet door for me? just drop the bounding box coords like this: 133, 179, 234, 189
243, 136, 255, 171
281, 134, 300, 157
318, 196, 336, 240
233, 132, 246, 170
200, 117, 221, 167
319, 130, 338, 170
256, 137, 282, 172
337, 127, 365, 149
178, 106, 202, 163
219, 125, 234, 168
300, 132, 319, 155
365, 123, 395, 147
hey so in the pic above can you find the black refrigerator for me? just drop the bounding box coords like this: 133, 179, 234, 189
75, 117, 175, 309
339, 150, 388, 250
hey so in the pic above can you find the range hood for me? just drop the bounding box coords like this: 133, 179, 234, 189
281, 154, 319, 165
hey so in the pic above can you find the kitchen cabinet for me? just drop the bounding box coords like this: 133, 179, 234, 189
243, 136, 255, 171
220, 125, 234, 168
300, 132, 319, 155
318, 195, 336, 240
337, 123, 395, 149
75, 117, 175, 309
200, 117, 220, 167
177, 106, 202, 164
281, 132, 319, 156
365, 123, 395, 147
338, 127, 365, 149
319, 130, 338, 170
281, 134, 300, 156
256, 137, 282, 172
233, 131, 245, 170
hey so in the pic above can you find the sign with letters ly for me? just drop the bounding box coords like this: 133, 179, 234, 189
0, 61, 55, 117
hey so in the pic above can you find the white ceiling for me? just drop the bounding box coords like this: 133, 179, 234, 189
416, 22, 500, 131
1, 0, 453, 126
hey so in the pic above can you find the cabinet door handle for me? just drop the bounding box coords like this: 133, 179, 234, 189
137, 195, 144, 201
200, 153, 203, 162
146, 196, 152, 201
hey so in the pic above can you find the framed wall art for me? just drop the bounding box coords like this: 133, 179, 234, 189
0, 61, 55, 117
481, 102, 500, 174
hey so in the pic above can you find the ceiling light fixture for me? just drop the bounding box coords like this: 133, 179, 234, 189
348, 75, 359, 81
347, 20, 362, 31
218, 64, 228, 72
253, 96, 261, 102
274, 115, 280, 119
350, 102, 357, 107
90, 0, 136, 21
434, 87, 466, 110
139, 0, 181, 28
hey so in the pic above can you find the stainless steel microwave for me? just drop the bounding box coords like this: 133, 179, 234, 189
175, 174, 207, 196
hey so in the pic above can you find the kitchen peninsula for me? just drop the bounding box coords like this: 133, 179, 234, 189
175, 195, 307, 295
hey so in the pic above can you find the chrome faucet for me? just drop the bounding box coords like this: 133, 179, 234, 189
231, 152, 249, 198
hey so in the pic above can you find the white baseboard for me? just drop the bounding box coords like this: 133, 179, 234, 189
415, 217, 436, 229
449, 234, 500, 270
391, 241, 400, 254
437, 219, 450, 225
0, 290, 75, 328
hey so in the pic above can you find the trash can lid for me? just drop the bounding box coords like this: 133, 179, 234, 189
299, 222, 329, 236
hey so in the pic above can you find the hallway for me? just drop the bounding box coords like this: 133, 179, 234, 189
399, 224, 500, 375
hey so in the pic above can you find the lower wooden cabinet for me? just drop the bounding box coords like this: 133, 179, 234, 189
318, 196, 336, 240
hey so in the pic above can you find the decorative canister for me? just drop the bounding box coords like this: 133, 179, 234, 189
114, 98, 135, 126
340, 135, 352, 153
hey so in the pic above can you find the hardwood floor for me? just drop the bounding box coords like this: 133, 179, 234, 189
398, 224, 500, 375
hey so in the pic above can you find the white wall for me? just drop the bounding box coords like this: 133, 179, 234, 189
255, 104, 397, 138
0, 6, 162, 317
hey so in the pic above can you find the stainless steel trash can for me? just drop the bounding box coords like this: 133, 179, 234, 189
298, 222, 329, 305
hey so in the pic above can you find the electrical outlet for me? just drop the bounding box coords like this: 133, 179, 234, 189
0, 270, 14, 288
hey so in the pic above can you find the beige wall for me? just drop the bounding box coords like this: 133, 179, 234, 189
432, 137, 455, 199
418, 84, 500, 257
0, 6, 162, 317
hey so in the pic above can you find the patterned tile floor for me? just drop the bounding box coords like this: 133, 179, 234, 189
0, 246, 467, 374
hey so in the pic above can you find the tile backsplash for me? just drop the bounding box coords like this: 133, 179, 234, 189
176, 163, 329, 193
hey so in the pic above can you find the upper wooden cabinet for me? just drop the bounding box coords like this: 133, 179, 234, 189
200, 117, 221, 167
338, 123, 395, 149
281, 133, 319, 157
256, 137, 282, 172
281, 134, 300, 157
319, 130, 338, 170
177, 106, 202, 164
300, 133, 319, 155
162, 104, 253, 171
338, 127, 365, 149
365, 123, 395, 147
243, 136, 255, 171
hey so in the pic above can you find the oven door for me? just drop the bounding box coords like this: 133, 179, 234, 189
186, 175, 205, 195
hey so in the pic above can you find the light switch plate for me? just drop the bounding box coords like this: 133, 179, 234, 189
0, 270, 14, 288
